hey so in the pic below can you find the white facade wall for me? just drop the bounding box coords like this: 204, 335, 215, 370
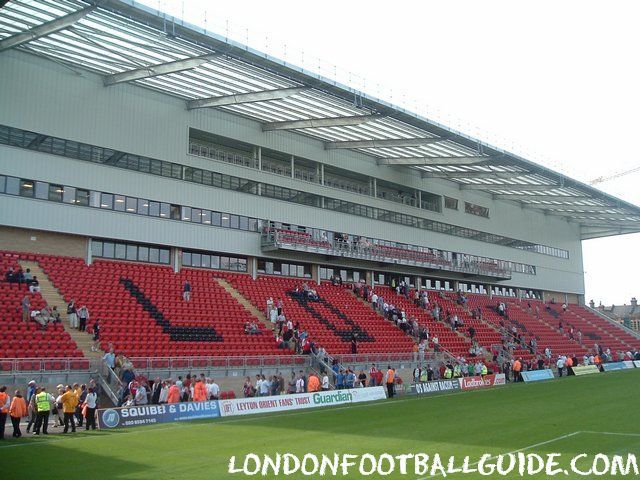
0, 50, 585, 294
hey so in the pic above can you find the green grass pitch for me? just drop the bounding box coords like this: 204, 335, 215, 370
3, 370, 639, 479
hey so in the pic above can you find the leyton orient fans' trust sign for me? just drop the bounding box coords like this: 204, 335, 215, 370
219, 387, 387, 417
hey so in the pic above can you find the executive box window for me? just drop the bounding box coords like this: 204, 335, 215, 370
465, 202, 490, 218
257, 259, 311, 278
444, 196, 458, 210
92, 239, 170, 265
182, 250, 247, 272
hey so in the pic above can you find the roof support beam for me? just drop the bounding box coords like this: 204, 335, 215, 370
550, 212, 640, 221
262, 114, 377, 132
378, 156, 491, 167
324, 137, 443, 150
461, 183, 560, 191
0, 6, 95, 52
104, 55, 217, 86
579, 222, 640, 229
421, 171, 524, 179
187, 86, 306, 109
523, 204, 620, 213
494, 194, 591, 202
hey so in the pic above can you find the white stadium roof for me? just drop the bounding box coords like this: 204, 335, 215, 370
1, 0, 639, 240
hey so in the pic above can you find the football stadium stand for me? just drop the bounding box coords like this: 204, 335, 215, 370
1, 0, 640, 405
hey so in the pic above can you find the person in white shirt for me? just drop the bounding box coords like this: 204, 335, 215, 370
371, 293, 378, 310
206, 379, 220, 400
159, 382, 169, 404
259, 375, 270, 396
266, 297, 274, 317
321, 373, 329, 391
295, 375, 305, 393
255, 375, 263, 396
556, 356, 566, 377
134, 384, 147, 405
84, 387, 98, 430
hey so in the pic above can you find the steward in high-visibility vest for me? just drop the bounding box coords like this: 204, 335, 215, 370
33, 388, 52, 435
481, 364, 488, 376
35, 391, 50, 412
443, 367, 453, 379
453, 365, 462, 378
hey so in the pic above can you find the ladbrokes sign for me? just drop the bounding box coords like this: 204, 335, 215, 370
459, 374, 506, 391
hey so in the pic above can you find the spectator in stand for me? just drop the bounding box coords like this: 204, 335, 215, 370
344, 369, 356, 389
335, 369, 345, 390
9, 389, 27, 438
77, 305, 89, 332
67, 300, 78, 329
182, 280, 191, 302
5, 267, 15, 283
21, 295, 30, 323
259, 375, 271, 397
84, 387, 98, 430
28, 276, 41, 293
158, 381, 169, 404
432, 335, 440, 352
103, 348, 116, 370
243, 377, 255, 398
91, 319, 100, 351
207, 378, 220, 400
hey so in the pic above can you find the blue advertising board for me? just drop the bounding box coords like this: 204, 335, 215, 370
602, 361, 633, 372
521, 369, 554, 383
98, 400, 220, 429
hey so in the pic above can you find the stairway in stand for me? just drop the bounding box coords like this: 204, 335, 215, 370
215, 278, 273, 331
19, 260, 102, 360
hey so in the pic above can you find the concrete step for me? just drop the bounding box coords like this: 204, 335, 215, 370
215, 278, 273, 332
19, 260, 102, 360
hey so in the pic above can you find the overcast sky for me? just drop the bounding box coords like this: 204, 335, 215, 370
144, 0, 639, 306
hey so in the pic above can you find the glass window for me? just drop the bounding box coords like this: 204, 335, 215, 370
201, 254, 210, 268
229, 215, 239, 229
182, 252, 191, 266
20, 179, 34, 197
211, 211, 221, 226
221, 214, 230, 228
239, 216, 249, 230
125, 197, 137, 213
202, 210, 211, 225
237, 258, 247, 272
102, 242, 115, 258
0, 175, 4, 193
182, 207, 191, 221
149, 248, 159, 263
114, 195, 125, 211
100, 193, 113, 209
89, 191, 101, 208
62, 186, 76, 204
138, 246, 149, 262
114, 243, 126, 259
192, 253, 201, 266
91, 240, 102, 258
35, 181, 49, 199
248, 218, 258, 231
76, 189, 89, 206
211, 255, 220, 269
149, 201, 160, 217
159, 249, 170, 264
5, 176, 19, 195
126, 244, 137, 261
170, 204, 180, 220
220, 256, 230, 270
137, 199, 149, 215
191, 208, 201, 223
160, 203, 170, 218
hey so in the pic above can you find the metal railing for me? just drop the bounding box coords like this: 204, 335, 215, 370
126, 354, 311, 371
584, 306, 640, 341
262, 229, 511, 279
0, 357, 95, 373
